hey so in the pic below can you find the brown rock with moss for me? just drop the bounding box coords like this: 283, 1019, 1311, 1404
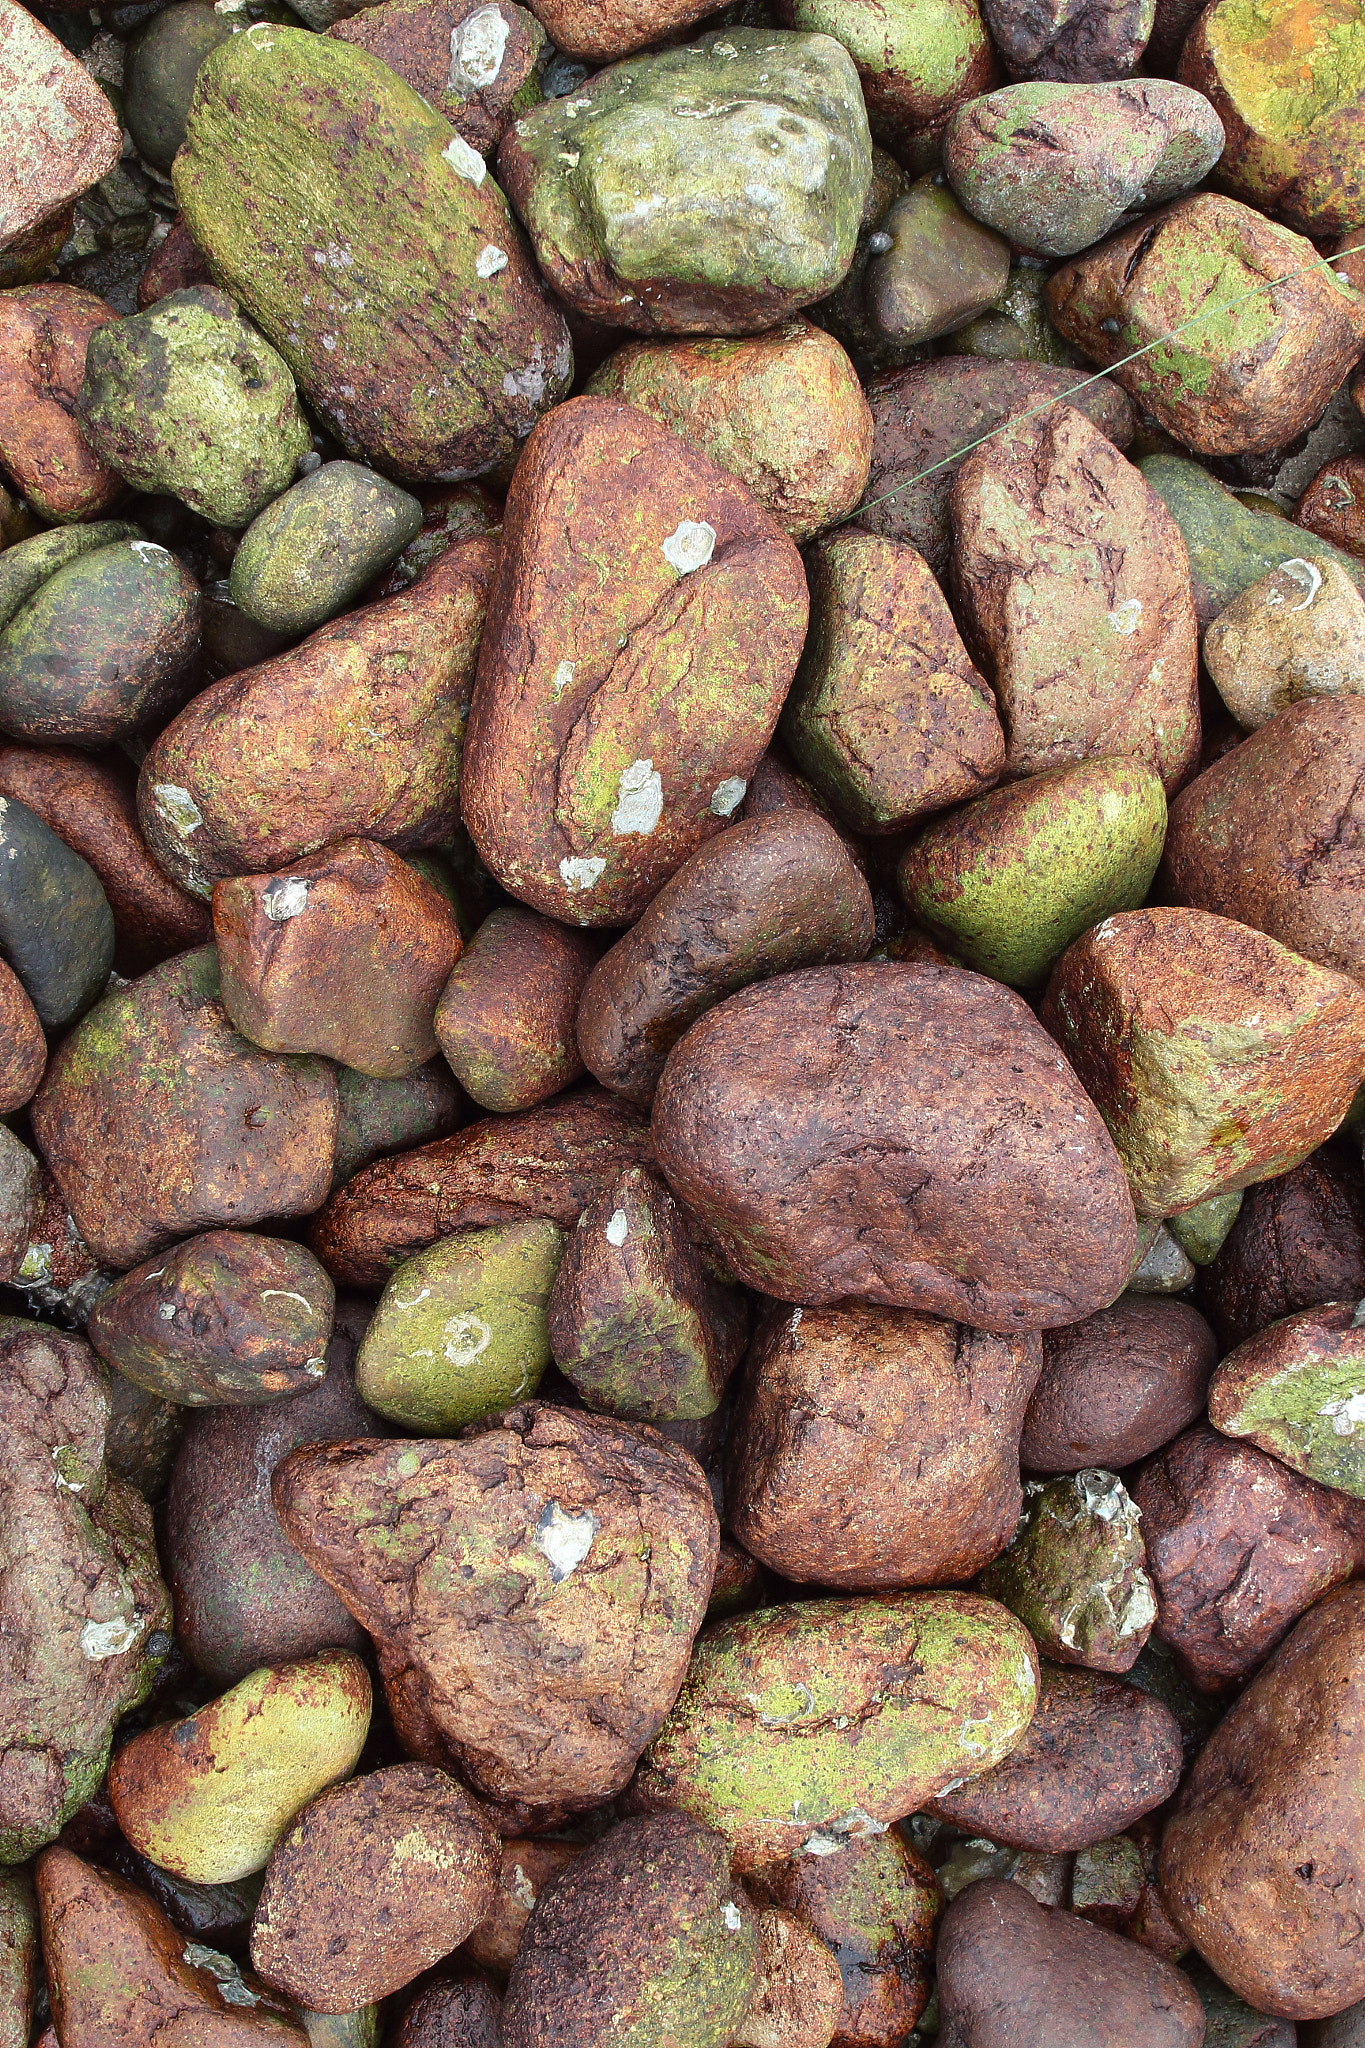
328, 0, 546, 155
1022, 1296, 1217, 1473
764, 1829, 939, 2044
981, 1469, 1157, 1674
0, 954, 44, 1112
462, 1838, 582, 1979
577, 810, 873, 1107
1298, 452, 1365, 562
733, 1906, 843, 2048
272, 1402, 719, 1827
1201, 1147, 1365, 1351
460, 398, 808, 927
0, 285, 122, 523
776, 0, 996, 155
725, 1297, 1041, 1588
138, 533, 497, 901
435, 906, 596, 1112
1208, 1300, 1365, 1498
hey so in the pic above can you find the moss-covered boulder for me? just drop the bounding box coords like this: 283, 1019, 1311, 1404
230, 462, 422, 635
1209, 1302, 1365, 1498
1140, 453, 1365, 624
981, 1470, 1156, 1673
778, 0, 995, 154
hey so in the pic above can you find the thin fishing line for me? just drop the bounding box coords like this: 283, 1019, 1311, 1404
835, 236, 1365, 528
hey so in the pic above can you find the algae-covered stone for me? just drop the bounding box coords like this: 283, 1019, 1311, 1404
230, 462, 423, 636
108, 1649, 372, 1884
768, 1831, 938, 2041
1209, 1301, 1365, 1498
898, 757, 1167, 989
332, 1059, 462, 1189
865, 176, 1011, 345
1204, 556, 1365, 730
78, 288, 311, 527
0, 521, 139, 635
175, 27, 571, 482
356, 1218, 565, 1430
1167, 1189, 1243, 1266
0, 1868, 34, 2048
0, 792, 114, 1028
981, 1470, 1156, 1674
497, 30, 872, 335
777, 0, 995, 154
630, 1591, 1039, 1865
124, 1, 237, 171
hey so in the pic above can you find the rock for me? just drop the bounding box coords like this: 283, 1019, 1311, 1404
548, 1165, 747, 1423
1298, 452, 1365, 561
650, 960, 1137, 1329
0, 1124, 39, 1283
1132, 1423, 1365, 1689
229, 463, 422, 636
327, 0, 546, 155
0, 284, 122, 522
250, 1764, 499, 2012
1178, 0, 1365, 236
935, 1880, 1204, 2046
174, 27, 571, 481
463, 1838, 582, 1980
1022, 1296, 1217, 1473
498, 30, 870, 334
435, 906, 596, 1113
731, 1906, 843, 2048
391, 1973, 503, 2047
1142, 452, 1365, 625
1047, 197, 1365, 457
899, 757, 1166, 990
1204, 555, 1365, 729
108, 1650, 373, 1884
459, 398, 807, 926
780, 529, 1004, 834
78, 288, 311, 527
355, 1217, 565, 1431
926, 1663, 1183, 1852
776, 0, 995, 154
577, 811, 874, 1105
982, 1469, 1156, 1673
1184, 1959, 1298, 2048
0, 1319, 169, 1860
1042, 907, 1365, 1217
984, 0, 1157, 77
1161, 697, 1365, 981
0, 1869, 34, 2048
725, 1297, 1042, 1587
764, 1830, 938, 2043
310, 1087, 652, 1289
137, 213, 214, 309
0, 0, 122, 258
272, 1403, 718, 1826
0, 791, 113, 1027
30, 947, 338, 1271
1167, 1189, 1244, 1266
864, 176, 1011, 346
950, 255, 1081, 365
944, 79, 1224, 258
37, 1848, 308, 2048
519, 0, 715, 62
1209, 1302, 1365, 1498
502, 1814, 759, 2048
0, 957, 43, 1114
1162, 1580, 1365, 2018
123, 1, 237, 171
9, 1165, 110, 1328
632, 1590, 1039, 1865
332, 1060, 463, 1189
587, 320, 871, 541
1128, 1222, 1198, 1295
87, 1229, 335, 1406
213, 838, 464, 1079
0, 743, 209, 976
139, 533, 497, 900
1201, 1147, 1365, 1352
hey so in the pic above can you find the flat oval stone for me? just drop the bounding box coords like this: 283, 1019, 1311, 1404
229, 462, 423, 636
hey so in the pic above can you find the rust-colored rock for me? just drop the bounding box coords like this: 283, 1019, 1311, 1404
733, 1905, 843, 2048
1021, 1296, 1217, 1473
1201, 1146, 1365, 1352
765, 1831, 939, 2047
137, 216, 214, 310
0, 285, 122, 523
1297, 452, 1365, 563
1, 2, 122, 256
462, 1837, 582, 1980
0, 953, 43, 1112
328, 0, 545, 155
435, 905, 597, 1113
520, 0, 715, 60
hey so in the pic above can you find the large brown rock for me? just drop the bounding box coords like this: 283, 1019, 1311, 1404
651, 960, 1137, 1330
1021, 1296, 1217, 1473
0, 285, 122, 523
459, 398, 808, 926
1, 2, 122, 258
1201, 1146, 1365, 1352
272, 1402, 719, 1827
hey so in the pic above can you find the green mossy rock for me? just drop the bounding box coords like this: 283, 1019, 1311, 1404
1139, 454, 1365, 625
496, 28, 872, 334
981, 1470, 1156, 1674
898, 757, 1167, 988
1126, 1221, 1197, 1293
0, 521, 140, 634
78, 288, 310, 528
230, 461, 422, 635
778, 0, 995, 153
301, 2011, 381, 2048
175, 26, 572, 482
356, 1218, 566, 1430
1167, 1189, 1243, 1265
1209, 1301, 1365, 1498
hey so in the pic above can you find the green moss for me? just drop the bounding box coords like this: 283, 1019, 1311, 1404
981, 1471, 1155, 1670
1167, 1188, 1243, 1264
1207, 0, 1365, 139
1139, 455, 1365, 620
1218, 1328, 1365, 1496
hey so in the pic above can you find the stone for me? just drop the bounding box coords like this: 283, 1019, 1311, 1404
1161, 1580, 1365, 2019
272, 1403, 718, 1827
1184, 1959, 1298, 2048
1209, 1301, 1365, 1498
0, 1319, 169, 1861
954, 402, 1201, 788
587, 320, 871, 542
0, 284, 122, 522
332, 1060, 463, 1189
0, 0, 122, 256
1022, 1296, 1217, 1473
0, 1869, 34, 2048
1204, 555, 1365, 729
1128, 1222, 1198, 1294
731, 1906, 843, 2048
520, 0, 715, 62
137, 213, 215, 309
944, 79, 1224, 259
864, 176, 1011, 346
1047, 197, 1365, 458
0, 957, 43, 1114
650, 960, 1137, 1329
776, 0, 995, 155
1298, 452, 1365, 561
230, 462, 423, 636
392, 1973, 503, 2047
0, 791, 112, 1028
497, 30, 871, 335
78, 288, 311, 527
984, 0, 1157, 77
30, 947, 338, 1271
87, 1230, 335, 1407
139, 533, 497, 900
899, 757, 1167, 990
950, 256, 1081, 365
459, 398, 807, 926
1167, 1189, 1244, 1266
329, 0, 545, 155
1202, 1147, 1365, 1351
725, 1298, 1042, 1588
355, 1217, 565, 1431
765, 1830, 938, 2044
175, 26, 571, 481
250, 1764, 499, 2012
982, 1469, 1156, 1673
9, 1166, 109, 1328
123, 1, 237, 171
780, 529, 1005, 834
108, 1650, 373, 1884
1178, 0, 1365, 236
462, 1838, 582, 1980
0, 1124, 38, 1283
435, 906, 596, 1113
1132, 1423, 1365, 1689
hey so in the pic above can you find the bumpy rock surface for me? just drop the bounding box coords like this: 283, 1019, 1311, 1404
1209, 1302, 1365, 1498
0, 956, 45, 1113
435, 906, 596, 1113
1022, 1295, 1217, 1472
766, 1828, 938, 2043
1203, 555, 1365, 729
523, 0, 717, 62
778, 0, 996, 153
981, 1469, 1156, 1674
1202, 1147, 1365, 1351
229, 461, 423, 635
0, 285, 122, 523
1, 1, 122, 255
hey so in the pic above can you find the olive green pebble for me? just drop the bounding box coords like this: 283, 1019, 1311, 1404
981, 1470, 1157, 1672
1139, 455, 1365, 621
897, 757, 1167, 989
356, 1218, 566, 1431
229, 461, 423, 635
1167, 1188, 1243, 1266
124, 3, 236, 171
864, 176, 1010, 345
0, 522, 140, 634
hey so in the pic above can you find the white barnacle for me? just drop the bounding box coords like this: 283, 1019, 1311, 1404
662, 519, 716, 575
534, 1500, 599, 1582
244, 22, 275, 47
1279, 557, 1323, 611
442, 134, 488, 185
152, 784, 202, 838
710, 777, 747, 818
476, 244, 509, 279
129, 539, 169, 564
611, 758, 663, 836
1320, 1389, 1365, 1436
722, 1901, 743, 1931
559, 854, 605, 892
605, 1208, 628, 1247
448, 2, 509, 90
442, 1313, 493, 1367
81, 1615, 141, 1660
304, 1356, 327, 1377
551, 659, 575, 700
1106, 597, 1143, 635
261, 1289, 313, 1310
263, 877, 309, 922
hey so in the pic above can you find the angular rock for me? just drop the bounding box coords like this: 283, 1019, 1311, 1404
765, 1830, 938, 2044
328, 0, 546, 156
435, 906, 596, 1113
1209, 1302, 1365, 1499
0, 0, 122, 256
981, 1469, 1156, 1673
1298, 452, 1365, 562
1022, 1296, 1217, 1473
864, 176, 1011, 345
1202, 1147, 1365, 1352
229, 462, 422, 636
0, 284, 122, 522
1167, 1189, 1243, 1267
0, 790, 113, 1027
1204, 554, 1365, 729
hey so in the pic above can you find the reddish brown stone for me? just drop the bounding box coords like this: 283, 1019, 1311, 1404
392, 1970, 504, 2048
1, 7, 122, 256
1021, 1296, 1217, 1473
0, 953, 43, 1112
1201, 1146, 1365, 1352
707, 1539, 771, 1625
766, 1831, 939, 2047
462, 1838, 582, 1980
0, 285, 122, 522
137, 216, 214, 310
1297, 452, 1365, 563
329, 0, 545, 155
309, 1087, 652, 1289
508, 0, 714, 61
435, 905, 597, 1112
